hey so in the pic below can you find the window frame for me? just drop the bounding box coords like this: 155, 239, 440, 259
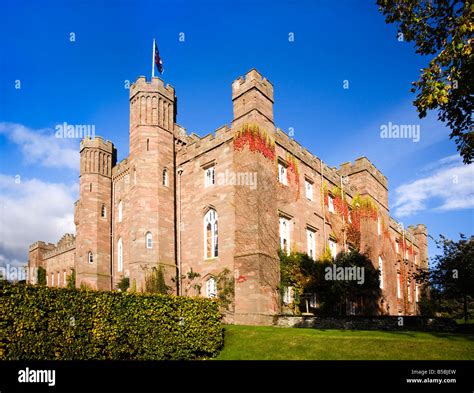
278, 161, 288, 185
378, 255, 384, 289
204, 209, 218, 259
88, 251, 93, 264
305, 179, 313, 200
279, 216, 291, 255
205, 277, 217, 298
117, 238, 123, 272
329, 239, 337, 259
328, 194, 335, 213
204, 166, 215, 188
306, 228, 316, 260
146, 232, 153, 249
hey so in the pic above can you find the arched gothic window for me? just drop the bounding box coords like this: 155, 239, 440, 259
204, 209, 218, 259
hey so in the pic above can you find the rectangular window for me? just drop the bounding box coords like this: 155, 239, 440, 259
305, 179, 313, 200
278, 162, 288, 185
204, 166, 215, 187
282, 286, 293, 305
414, 254, 417, 265
348, 208, 352, 224
329, 239, 337, 259
306, 228, 316, 260
415, 284, 419, 302
378, 256, 384, 290
397, 272, 401, 298
57, 272, 60, 287
51, 273, 54, 287
63, 270, 67, 286
395, 241, 399, 254
328, 195, 335, 213
279, 217, 290, 255
309, 293, 317, 308
377, 216, 382, 236
407, 281, 411, 302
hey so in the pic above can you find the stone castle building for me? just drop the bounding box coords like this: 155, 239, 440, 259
28, 69, 428, 325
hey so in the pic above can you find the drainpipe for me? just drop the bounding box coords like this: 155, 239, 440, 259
340, 175, 347, 253
320, 159, 326, 247
111, 180, 115, 290
177, 167, 183, 296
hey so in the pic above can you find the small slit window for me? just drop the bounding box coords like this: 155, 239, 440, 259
146, 232, 153, 249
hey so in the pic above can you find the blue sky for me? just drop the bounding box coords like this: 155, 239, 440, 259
0, 0, 472, 268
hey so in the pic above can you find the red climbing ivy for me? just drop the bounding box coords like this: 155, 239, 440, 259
286, 153, 300, 200
233, 123, 275, 160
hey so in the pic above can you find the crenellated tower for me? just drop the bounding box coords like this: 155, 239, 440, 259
126, 76, 176, 291
75, 137, 116, 290
232, 68, 274, 130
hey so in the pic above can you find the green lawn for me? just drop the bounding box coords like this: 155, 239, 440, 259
216, 325, 474, 360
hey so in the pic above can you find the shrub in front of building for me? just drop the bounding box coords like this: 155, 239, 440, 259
0, 282, 223, 360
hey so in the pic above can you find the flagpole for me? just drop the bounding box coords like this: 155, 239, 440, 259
151, 38, 155, 79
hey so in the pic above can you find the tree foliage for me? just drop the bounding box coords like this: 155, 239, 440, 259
37, 267, 46, 286
429, 234, 474, 321
377, 0, 474, 163
144, 265, 169, 295
279, 250, 382, 316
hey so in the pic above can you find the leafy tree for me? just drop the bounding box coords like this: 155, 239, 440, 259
279, 250, 381, 315
66, 269, 75, 289
318, 251, 382, 316
173, 268, 201, 296
37, 267, 46, 286
216, 268, 234, 312
116, 276, 130, 292
429, 234, 474, 322
377, 0, 474, 163
144, 265, 169, 294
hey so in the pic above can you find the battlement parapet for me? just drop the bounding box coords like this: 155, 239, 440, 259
80, 136, 115, 153
174, 124, 188, 142
177, 125, 233, 163
130, 76, 175, 101
43, 238, 76, 260
338, 156, 388, 189
274, 128, 358, 196
29, 241, 55, 251
389, 217, 419, 246
232, 68, 274, 102
112, 158, 130, 180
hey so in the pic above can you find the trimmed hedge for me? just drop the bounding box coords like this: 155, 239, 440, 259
0, 282, 223, 360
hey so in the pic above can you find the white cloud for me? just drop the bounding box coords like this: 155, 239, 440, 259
0, 122, 79, 170
393, 157, 474, 217
0, 174, 77, 267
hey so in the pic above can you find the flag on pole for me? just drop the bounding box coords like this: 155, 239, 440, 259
154, 39, 164, 75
